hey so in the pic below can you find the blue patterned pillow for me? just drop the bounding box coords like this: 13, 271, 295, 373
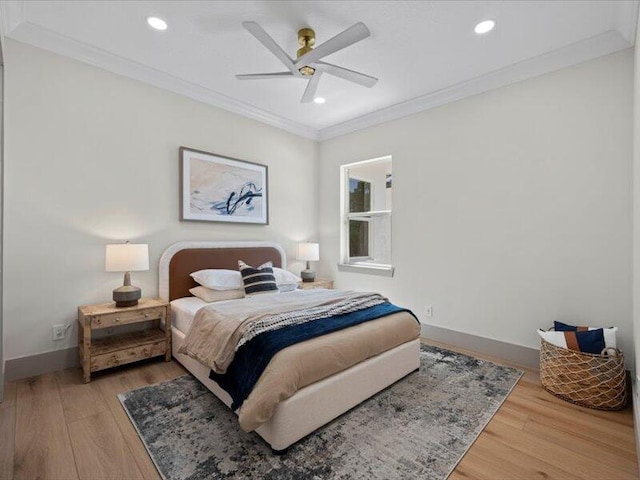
554, 321, 589, 332
238, 260, 279, 297
537, 328, 605, 354
553, 321, 618, 349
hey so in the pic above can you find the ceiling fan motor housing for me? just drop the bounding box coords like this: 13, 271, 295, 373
297, 28, 316, 76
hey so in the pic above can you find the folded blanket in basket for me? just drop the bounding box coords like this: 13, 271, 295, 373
553, 321, 618, 348
537, 329, 607, 355
553, 321, 617, 349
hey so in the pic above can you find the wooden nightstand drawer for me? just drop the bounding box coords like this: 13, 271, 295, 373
90, 307, 166, 329
91, 340, 167, 372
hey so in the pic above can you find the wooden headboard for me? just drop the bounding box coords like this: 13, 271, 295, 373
158, 241, 286, 301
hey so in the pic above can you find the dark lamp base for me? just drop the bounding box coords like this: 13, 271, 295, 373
115, 299, 139, 308
113, 284, 141, 308
301, 269, 316, 282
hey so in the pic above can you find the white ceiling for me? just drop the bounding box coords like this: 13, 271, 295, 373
0, 1, 637, 140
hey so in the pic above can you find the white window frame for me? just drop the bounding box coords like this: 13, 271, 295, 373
339, 156, 394, 277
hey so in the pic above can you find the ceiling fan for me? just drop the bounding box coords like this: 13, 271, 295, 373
236, 21, 378, 103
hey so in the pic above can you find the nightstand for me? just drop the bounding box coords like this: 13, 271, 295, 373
77, 298, 170, 383
298, 278, 334, 290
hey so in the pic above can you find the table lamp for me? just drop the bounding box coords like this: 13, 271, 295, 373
297, 242, 319, 282
105, 243, 149, 307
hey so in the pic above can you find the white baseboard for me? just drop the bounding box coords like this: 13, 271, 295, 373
4, 347, 79, 381
421, 324, 540, 370
5, 322, 540, 382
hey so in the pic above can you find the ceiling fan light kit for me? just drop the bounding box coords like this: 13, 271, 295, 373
297, 28, 316, 77
236, 21, 378, 103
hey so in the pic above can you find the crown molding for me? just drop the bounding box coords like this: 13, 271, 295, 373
5, 19, 319, 140
2, 0, 637, 143
318, 29, 632, 141
614, 0, 639, 44
0, 0, 25, 38
0, 0, 25, 58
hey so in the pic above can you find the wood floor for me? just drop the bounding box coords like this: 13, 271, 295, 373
0, 341, 637, 480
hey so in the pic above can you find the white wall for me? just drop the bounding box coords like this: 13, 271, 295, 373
319, 50, 634, 362
0, 45, 4, 400
3, 38, 634, 369
3, 40, 319, 360
632, 18, 640, 461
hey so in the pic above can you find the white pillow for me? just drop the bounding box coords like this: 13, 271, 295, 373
190, 269, 242, 291
189, 286, 244, 303
191, 267, 300, 290
273, 267, 301, 286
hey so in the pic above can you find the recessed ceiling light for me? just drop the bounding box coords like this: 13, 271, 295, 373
313, 97, 326, 104
474, 20, 495, 35
146, 16, 168, 31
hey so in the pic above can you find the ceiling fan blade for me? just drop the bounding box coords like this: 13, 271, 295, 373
294, 22, 370, 68
236, 72, 298, 80
301, 71, 323, 103
242, 21, 298, 74
315, 61, 377, 87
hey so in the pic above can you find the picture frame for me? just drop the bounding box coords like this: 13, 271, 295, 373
180, 147, 269, 224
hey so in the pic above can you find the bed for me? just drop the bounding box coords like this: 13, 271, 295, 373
159, 241, 421, 453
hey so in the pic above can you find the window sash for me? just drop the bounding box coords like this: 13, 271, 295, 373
348, 218, 371, 260
346, 210, 391, 220
348, 177, 372, 214
344, 212, 391, 266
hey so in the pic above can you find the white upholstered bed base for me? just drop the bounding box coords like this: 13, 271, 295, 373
160, 241, 421, 452
172, 327, 420, 451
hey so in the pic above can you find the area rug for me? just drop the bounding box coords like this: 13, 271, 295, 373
119, 344, 523, 480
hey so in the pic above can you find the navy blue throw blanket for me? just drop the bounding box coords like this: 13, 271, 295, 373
209, 302, 417, 411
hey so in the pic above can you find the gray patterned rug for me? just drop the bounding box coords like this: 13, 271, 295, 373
119, 344, 522, 480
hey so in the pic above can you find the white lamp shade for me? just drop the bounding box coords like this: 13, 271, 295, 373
297, 242, 319, 262
105, 244, 149, 272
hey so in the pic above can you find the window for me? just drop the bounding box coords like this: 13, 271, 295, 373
340, 156, 393, 276
348, 178, 372, 260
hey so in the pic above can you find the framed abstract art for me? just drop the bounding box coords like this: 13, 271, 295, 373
180, 147, 268, 224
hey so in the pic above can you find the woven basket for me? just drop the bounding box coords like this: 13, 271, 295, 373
539, 339, 626, 410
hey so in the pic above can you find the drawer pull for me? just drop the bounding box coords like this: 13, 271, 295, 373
144, 313, 150, 318
115, 318, 120, 322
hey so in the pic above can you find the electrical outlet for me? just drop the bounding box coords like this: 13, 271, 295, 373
425, 305, 433, 318
52, 324, 69, 341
